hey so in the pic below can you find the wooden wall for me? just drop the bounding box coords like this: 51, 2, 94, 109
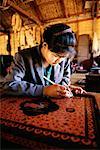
68, 18, 100, 39
68, 18, 100, 55
0, 34, 8, 55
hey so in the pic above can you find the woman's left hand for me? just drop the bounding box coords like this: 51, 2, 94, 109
70, 85, 87, 94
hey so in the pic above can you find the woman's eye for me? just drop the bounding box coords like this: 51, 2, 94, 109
53, 54, 59, 58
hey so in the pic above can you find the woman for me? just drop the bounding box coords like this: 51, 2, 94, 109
1, 23, 86, 98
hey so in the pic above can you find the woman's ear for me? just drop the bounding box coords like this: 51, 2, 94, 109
42, 42, 48, 48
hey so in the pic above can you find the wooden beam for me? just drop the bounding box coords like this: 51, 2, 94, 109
73, 0, 79, 36
92, 0, 95, 18
7, 1, 41, 25
67, 16, 100, 23
72, 0, 77, 17
97, 0, 99, 15
18, 0, 44, 22
60, 0, 68, 18
91, 0, 98, 18
31, 0, 44, 22
43, 11, 89, 22
44, 16, 100, 26
69, 10, 91, 16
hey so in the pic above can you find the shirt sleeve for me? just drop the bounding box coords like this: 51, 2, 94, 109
1, 53, 44, 97
60, 58, 71, 86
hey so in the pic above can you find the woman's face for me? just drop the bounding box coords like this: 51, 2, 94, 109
45, 50, 68, 65
41, 43, 70, 66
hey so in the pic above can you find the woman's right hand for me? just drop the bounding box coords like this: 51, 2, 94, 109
43, 84, 68, 98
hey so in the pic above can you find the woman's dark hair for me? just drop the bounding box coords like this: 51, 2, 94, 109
43, 23, 76, 54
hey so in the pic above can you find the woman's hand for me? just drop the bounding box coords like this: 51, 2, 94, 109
70, 85, 87, 94
43, 84, 71, 98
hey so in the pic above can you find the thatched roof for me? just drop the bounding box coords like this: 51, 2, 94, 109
0, 0, 100, 33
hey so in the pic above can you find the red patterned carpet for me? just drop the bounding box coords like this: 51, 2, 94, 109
0, 95, 100, 149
